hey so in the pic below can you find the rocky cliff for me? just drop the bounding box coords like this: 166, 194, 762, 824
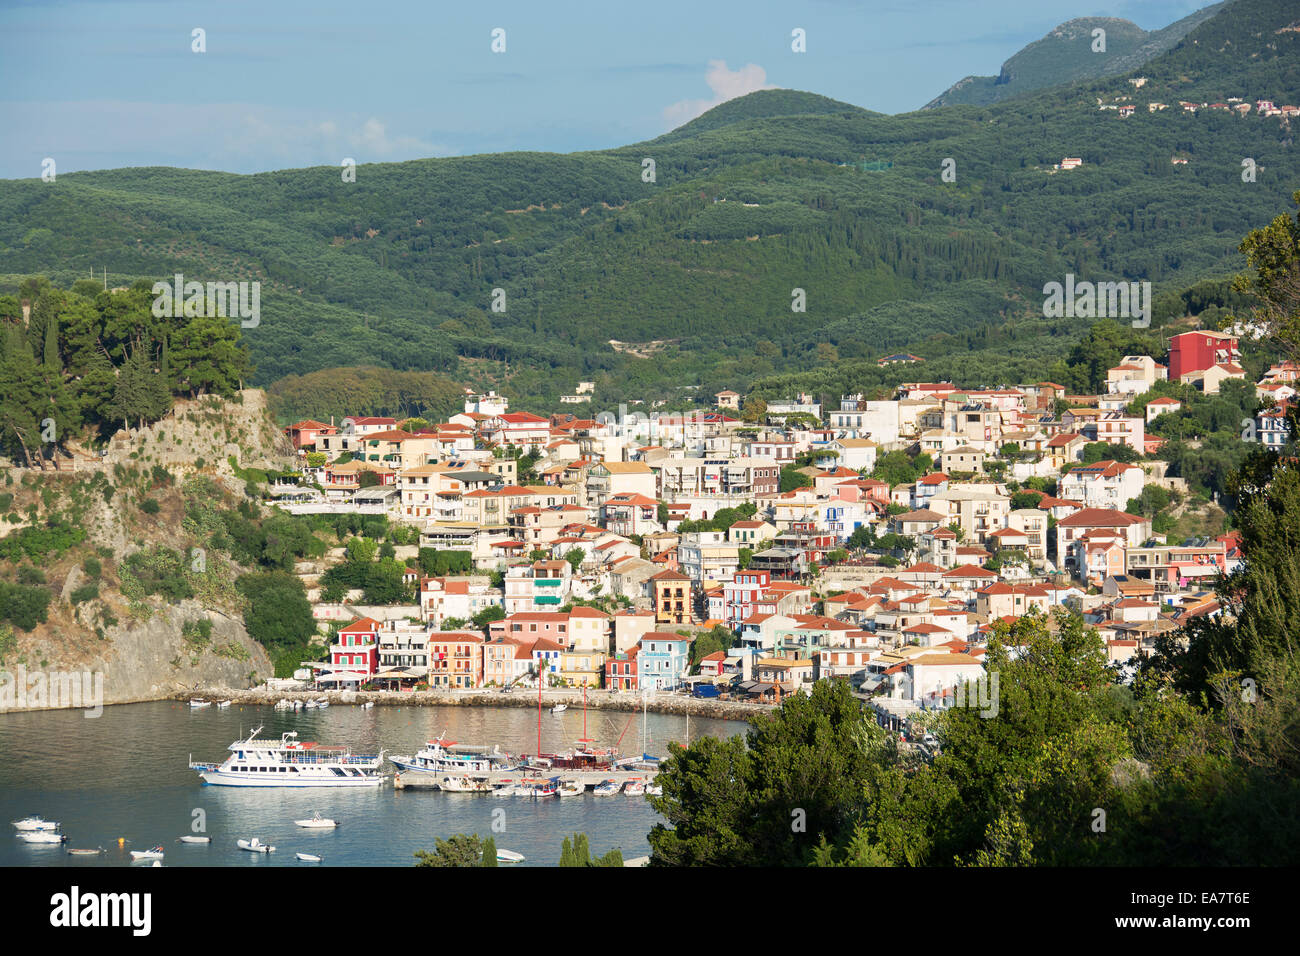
0, 389, 290, 711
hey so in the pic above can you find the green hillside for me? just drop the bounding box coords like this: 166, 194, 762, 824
0, 0, 1297, 416
925, 5, 1227, 109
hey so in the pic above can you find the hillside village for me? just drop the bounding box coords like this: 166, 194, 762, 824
262, 328, 1297, 732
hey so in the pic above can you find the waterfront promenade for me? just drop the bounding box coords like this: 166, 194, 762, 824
181, 685, 771, 722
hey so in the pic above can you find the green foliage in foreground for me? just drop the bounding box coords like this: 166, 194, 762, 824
413, 832, 620, 867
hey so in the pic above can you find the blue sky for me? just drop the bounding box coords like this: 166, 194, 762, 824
0, 0, 1209, 178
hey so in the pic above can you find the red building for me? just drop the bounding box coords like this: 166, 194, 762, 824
329, 617, 379, 682
605, 646, 640, 691
1168, 331, 1239, 382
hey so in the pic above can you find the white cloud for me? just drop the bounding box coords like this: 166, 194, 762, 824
0, 100, 456, 176
661, 60, 776, 129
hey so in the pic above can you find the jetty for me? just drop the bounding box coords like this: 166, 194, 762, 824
393, 767, 657, 791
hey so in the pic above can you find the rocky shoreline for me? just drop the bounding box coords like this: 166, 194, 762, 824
182, 686, 770, 722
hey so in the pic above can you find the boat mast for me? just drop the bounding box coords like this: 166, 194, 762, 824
537, 661, 542, 759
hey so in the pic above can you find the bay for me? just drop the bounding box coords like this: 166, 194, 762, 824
0, 700, 746, 867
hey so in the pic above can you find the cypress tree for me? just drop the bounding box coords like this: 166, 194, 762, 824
42, 312, 58, 369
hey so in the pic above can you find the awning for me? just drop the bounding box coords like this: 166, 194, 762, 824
316, 671, 371, 683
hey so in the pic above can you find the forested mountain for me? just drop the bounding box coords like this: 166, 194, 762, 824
0, 0, 1296, 417
924, 5, 1227, 109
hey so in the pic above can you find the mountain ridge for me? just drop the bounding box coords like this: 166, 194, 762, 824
0, 0, 1296, 413
924, 3, 1229, 109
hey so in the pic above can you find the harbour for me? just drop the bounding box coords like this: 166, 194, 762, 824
0, 699, 745, 867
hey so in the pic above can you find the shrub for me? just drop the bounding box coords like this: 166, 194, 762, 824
70, 583, 100, 605
140, 498, 161, 515
0, 581, 52, 630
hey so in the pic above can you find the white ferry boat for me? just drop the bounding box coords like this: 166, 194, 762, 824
189, 727, 386, 788
389, 733, 516, 778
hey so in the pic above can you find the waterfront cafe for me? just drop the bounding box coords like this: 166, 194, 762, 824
315, 669, 373, 690
372, 666, 428, 691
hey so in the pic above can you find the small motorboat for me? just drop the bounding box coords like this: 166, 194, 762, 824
189, 699, 210, 709
593, 779, 621, 796
294, 813, 338, 829
316, 698, 330, 709
217, 700, 232, 709
67, 847, 104, 856
623, 779, 646, 796
305, 700, 319, 710
556, 779, 584, 798
130, 846, 165, 860
178, 835, 211, 844
361, 701, 375, 710
493, 783, 520, 797
645, 783, 663, 796
439, 776, 492, 793
19, 831, 67, 844
551, 703, 567, 714
496, 848, 525, 863
295, 852, 322, 863
237, 838, 275, 853
12, 816, 59, 832
523, 781, 557, 798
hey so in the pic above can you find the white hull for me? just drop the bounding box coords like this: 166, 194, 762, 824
19, 832, 66, 844
178, 836, 211, 844
294, 819, 338, 828
238, 840, 275, 853
200, 769, 384, 787
296, 853, 323, 862
496, 849, 525, 863
12, 818, 59, 832
192, 726, 386, 788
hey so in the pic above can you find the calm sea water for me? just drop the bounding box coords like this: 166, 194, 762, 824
0, 700, 745, 867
